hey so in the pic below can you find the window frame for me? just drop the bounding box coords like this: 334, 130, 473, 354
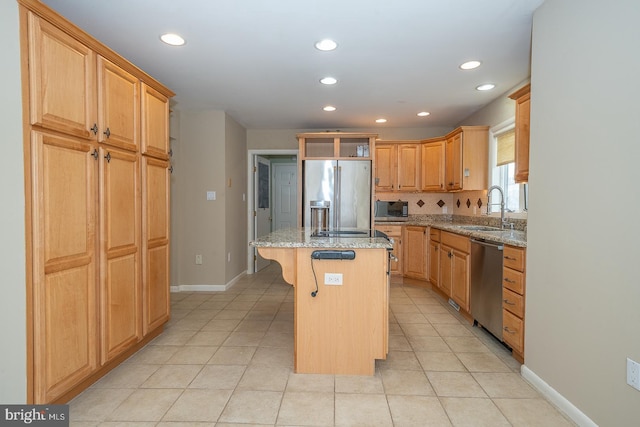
488, 119, 527, 215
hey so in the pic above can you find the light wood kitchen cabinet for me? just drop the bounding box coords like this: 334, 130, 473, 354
509, 84, 530, 183
444, 126, 489, 191
297, 132, 377, 159
21, 0, 174, 404
141, 83, 171, 160
97, 57, 139, 152
404, 226, 427, 280
27, 13, 96, 139
30, 130, 99, 403
428, 228, 440, 286
502, 245, 526, 362
99, 147, 141, 364
375, 225, 402, 275
142, 157, 171, 334
421, 138, 445, 191
440, 231, 471, 312
374, 142, 421, 192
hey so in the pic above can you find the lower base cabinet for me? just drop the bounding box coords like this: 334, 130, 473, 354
439, 231, 471, 312
404, 226, 427, 279
502, 245, 526, 362
375, 225, 403, 275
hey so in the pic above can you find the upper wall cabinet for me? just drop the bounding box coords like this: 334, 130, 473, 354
509, 84, 531, 183
441, 126, 489, 192
421, 138, 445, 192
374, 142, 421, 192
297, 132, 377, 160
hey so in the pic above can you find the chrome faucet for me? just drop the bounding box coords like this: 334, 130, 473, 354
487, 185, 507, 229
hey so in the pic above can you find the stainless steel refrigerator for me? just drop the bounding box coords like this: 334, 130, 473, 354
303, 160, 372, 230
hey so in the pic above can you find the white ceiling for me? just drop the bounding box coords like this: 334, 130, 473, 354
42, 0, 544, 129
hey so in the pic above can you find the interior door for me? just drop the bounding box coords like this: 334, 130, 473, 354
273, 163, 297, 230
254, 156, 272, 271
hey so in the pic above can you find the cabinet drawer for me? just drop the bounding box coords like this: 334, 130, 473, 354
441, 231, 470, 253
503, 267, 524, 294
375, 225, 402, 237
502, 288, 524, 318
429, 227, 441, 242
503, 309, 524, 354
503, 246, 525, 272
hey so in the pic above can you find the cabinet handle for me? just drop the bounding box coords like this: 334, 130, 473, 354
169, 148, 173, 157
91, 123, 98, 135
503, 326, 516, 334
504, 256, 517, 260
503, 299, 515, 305
91, 149, 99, 160
504, 278, 516, 284
448, 251, 452, 258
104, 152, 111, 163
103, 127, 111, 138
169, 165, 174, 174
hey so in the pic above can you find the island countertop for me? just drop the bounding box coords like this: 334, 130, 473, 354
250, 227, 393, 249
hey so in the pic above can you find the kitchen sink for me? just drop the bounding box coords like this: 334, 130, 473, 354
454, 225, 503, 232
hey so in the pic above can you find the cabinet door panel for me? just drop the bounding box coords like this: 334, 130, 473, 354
28, 12, 96, 139
397, 144, 420, 191
450, 249, 470, 312
404, 226, 426, 279
439, 246, 452, 297
141, 84, 170, 159
142, 157, 171, 334
97, 57, 139, 152
374, 145, 395, 191
31, 131, 98, 403
100, 148, 141, 363
422, 140, 445, 191
445, 133, 462, 191
428, 240, 439, 286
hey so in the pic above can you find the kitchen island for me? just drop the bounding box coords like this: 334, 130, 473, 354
250, 228, 393, 375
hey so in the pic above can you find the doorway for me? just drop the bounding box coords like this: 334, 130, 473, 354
247, 149, 298, 274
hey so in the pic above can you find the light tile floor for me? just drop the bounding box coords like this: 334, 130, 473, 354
70, 263, 576, 426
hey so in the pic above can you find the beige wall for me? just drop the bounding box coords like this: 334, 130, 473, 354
173, 110, 227, 286
1, 0, 27, 402
526, 0, 640, 424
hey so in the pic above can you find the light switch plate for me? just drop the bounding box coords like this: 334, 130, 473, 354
207, 191, 216, 201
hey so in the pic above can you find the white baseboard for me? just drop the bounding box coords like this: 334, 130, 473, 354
170, 271, 246, 293
521, 365, 597, 427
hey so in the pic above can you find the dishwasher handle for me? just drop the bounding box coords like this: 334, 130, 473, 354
470, 239, 504, 250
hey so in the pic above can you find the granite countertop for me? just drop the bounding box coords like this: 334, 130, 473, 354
250, 228, 393, 249
376, 216, 527, 248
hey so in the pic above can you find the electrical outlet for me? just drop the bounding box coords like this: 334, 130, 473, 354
324, 273, 343, 285
627, 358, 640, 391
206, 191, 216, 201
195, 254, 202, 265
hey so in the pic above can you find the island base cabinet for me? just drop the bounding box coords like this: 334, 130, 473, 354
259, 246, 389, 376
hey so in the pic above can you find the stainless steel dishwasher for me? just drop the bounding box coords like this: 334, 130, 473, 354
470, 238, 504, 339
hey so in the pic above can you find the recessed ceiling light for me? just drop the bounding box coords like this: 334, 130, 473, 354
315, 39, 338, 51
160, 33, 185, 46
320, 77, 337, 85
375, 118, 387, 124
460, 60, 481, 70
323, 106, 337, 112
417, 111, 430, 117
476, 83, 496, 91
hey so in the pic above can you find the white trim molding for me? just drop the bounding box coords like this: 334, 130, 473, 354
170, 271, 246, 293
521, 365, 597, 427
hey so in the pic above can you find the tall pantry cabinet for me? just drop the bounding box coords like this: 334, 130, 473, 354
19, 0, 174, 403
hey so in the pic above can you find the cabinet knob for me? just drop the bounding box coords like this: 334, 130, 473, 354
103, 127, 111, 138
90, 123, 98, 135
91, 149, 99, 160
104, 152, 111, 163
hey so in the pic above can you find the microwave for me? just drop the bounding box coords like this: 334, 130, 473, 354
374, 201, 409, 221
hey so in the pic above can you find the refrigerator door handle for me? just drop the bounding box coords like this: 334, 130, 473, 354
335, 166, 341, 229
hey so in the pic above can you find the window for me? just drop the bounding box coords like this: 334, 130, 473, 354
489, 121, 526, 213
